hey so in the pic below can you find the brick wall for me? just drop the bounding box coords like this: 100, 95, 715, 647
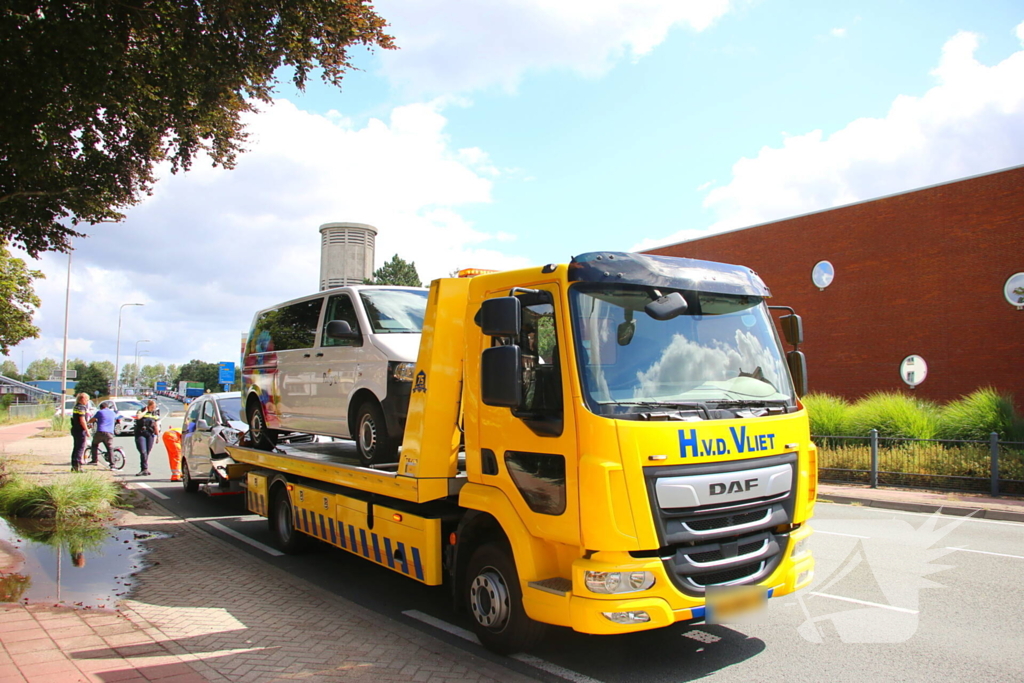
646, 166, 1024, 410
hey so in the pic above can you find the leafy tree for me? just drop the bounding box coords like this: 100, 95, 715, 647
74, 362, 110, 398
175, 359, 220, 391
118, 362, 137, 388
365, 254, 422, 287
1, 1, 395, 257
24, 357, 58, 381
166, 364, 179, 383
139, 363, 165, 389
94, 360, 115, 384
0, 359, 20, 380
0, 245, 43, 354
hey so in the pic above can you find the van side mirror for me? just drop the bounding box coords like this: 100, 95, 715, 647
787, 350, 808, 397
326, 320, 358, 340
780, 314, 803, 347
481, 345, 522, 407
480, 297, 521, 337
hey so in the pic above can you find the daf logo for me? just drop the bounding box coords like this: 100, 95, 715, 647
709, 478, 759, 496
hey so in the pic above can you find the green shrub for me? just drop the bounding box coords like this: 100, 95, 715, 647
50, 413, 70, 432
802, 393, 851, 436
938, 387, 1024, 442
845, 392, 940, 440
0, 473, 118, 521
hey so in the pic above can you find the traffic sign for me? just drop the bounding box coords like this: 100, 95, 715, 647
218, 362, 235, 385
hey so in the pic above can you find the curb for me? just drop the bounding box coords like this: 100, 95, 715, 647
818, 493, 1024, 523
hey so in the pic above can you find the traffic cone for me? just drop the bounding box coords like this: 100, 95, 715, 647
163, 428, 182, 481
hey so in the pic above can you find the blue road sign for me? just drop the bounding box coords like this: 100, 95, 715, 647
218, 361, 235, 385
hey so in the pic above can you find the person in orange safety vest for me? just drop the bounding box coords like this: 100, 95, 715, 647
163, 428, 182, 482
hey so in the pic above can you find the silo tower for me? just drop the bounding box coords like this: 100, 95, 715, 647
319, 222, 377, 290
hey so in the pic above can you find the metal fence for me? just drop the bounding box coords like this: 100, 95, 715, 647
814, 430, 1024, 496
5, 404, 52, 419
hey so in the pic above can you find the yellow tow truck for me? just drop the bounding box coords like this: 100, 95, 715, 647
227, 251, 816, 653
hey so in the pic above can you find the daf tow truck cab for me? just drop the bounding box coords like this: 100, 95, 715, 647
227, 251, 816, 653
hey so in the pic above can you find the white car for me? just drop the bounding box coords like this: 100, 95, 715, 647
55, 398, 94, 417
107, 398, 146, 435
180, 392, 246, 492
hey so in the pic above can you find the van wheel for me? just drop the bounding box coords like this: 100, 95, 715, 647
181, 457, 200, 493
465, 542, 547, 655
248, 402, 277, 451
355, 401, 397, 465
269, 487, 308, 554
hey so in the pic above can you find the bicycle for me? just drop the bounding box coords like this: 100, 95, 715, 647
96, 441, 126, 471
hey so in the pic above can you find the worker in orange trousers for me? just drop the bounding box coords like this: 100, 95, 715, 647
163, 428, 182, 481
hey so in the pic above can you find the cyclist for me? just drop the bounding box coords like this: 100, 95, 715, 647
87, 400, 118, 466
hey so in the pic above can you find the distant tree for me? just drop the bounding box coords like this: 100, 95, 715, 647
74, 362, 110, 398
94, 360, 115, 385
0, 245, 43, 354
365, 254, 422, 287
175, 359, 220, 391
139, 363, 165, 390
24, 357, 58, 381
118, 363, 137, 388
0, 359, 20, 380
166, 364, 179, 383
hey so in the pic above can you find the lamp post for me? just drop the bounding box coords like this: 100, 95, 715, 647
134, 346, 150, 393
59, 249, 72, 417
133, 340, 150, 393
114, 303, 144, 397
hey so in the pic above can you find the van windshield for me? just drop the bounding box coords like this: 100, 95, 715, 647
358, 289, 428, 334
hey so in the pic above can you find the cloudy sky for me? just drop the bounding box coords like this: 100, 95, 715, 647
9, 0, 1024, 373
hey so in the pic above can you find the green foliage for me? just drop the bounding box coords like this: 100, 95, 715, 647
1, 1, 395, 256
0, 359, 21, 380
365, 254, 422, 287
802, 393, 851, 437
74, 362, 111, 398
24, 356, 57, 381
938, 388, 1024, 442
0, 472, 118, 521
50, 413, 70, 432
845, 392, 940, 440
0, 245, 43, 354
175, 359, 220, 391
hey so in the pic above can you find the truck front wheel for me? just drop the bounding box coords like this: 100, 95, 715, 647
355, 401, 397, 465
269, 487, 308, 554
465, 542, 546, 655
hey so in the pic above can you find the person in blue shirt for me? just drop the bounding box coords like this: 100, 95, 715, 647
70, 393, 91, 472
87, 401, 117, 466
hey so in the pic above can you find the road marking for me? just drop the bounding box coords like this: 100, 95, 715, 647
402, 610, 479, 644
205, 521, 283, 557
403, 611, 604, 683
134, 482, 169, 500
512, 654, 606, 683
818, 502, 1023, 528
814, 530, 871, 539
186, 514, 265, 523
945, 547, 1024, 560
809, 592, 918, 614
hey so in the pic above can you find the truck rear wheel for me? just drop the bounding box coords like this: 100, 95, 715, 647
248, 402, 277, 451
465, 542, 546, 655
355, 401, 397, 465
269, 487, 308, 554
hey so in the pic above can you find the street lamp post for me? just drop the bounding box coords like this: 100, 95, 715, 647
114, 303, 144, 397
133, 340, 150, 393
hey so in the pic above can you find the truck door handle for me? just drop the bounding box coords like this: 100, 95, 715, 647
316, 353, 324, 357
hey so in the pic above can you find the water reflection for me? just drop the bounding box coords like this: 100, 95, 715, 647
0, 516, 166, 609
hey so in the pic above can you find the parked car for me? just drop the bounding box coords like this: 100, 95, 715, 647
108, 398, 146, 435
242, 285, 428, 464
180, 392, 246, 492
55, 398, 95, 417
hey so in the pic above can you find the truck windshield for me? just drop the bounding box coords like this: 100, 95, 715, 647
569, 283, 794, 417
358, 289, 428, 334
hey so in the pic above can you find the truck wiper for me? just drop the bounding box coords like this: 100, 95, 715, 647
705, 399, 790, 414
616, 401, 712, 420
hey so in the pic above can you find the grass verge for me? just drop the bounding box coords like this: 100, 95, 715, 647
0, 472, 120, 521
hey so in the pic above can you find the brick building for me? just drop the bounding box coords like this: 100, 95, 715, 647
645, 165, 1024, 408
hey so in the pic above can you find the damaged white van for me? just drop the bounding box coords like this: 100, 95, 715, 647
242, 286, 428, 464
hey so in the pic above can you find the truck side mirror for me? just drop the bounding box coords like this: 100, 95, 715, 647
480, 297, 521, 337
787, 350, 808, 397
481, 345, 522, 407
326, 320, 358, 340
644, 292, 687, 321
780, 314, 803, 347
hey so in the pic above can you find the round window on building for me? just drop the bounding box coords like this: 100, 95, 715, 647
1004, 272, 1024, 309
899, 355, 928, 388
812, 261, 834, 290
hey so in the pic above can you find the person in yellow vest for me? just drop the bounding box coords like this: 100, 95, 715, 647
162, 428, 182, 482
133, 399, 161, 476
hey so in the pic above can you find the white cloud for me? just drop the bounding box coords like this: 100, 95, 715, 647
376, 0, 732, 94
636, 22, 1024, 251
13, 98, 530, 370
831, 28, 847, 38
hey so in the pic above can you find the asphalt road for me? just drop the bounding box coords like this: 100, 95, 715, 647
120, 400, 1024, 682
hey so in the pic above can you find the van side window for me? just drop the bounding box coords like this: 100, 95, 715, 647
256, 299, 323, 351
322, 294, 362, 347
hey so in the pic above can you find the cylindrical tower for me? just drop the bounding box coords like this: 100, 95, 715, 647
319, 222, 377, 290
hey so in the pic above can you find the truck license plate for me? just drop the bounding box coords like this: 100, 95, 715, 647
705, 585, 767, 624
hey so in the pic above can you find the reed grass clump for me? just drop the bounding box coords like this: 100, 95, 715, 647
0, 473, 119, 521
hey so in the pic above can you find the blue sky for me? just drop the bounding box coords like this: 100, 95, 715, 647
10, 0, 1024, 371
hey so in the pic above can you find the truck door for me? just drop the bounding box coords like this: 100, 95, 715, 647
476, 285, 580, 547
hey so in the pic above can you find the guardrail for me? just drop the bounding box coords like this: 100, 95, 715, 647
813, 431, 1024, 496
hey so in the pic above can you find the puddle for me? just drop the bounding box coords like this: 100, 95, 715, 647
0, 516, 167, 609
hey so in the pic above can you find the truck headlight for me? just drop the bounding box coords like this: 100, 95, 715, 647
791, 537, 809, 559
391, 362, 416, 382
584, 571, 655, 594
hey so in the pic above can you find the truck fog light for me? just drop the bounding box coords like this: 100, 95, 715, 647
601, 610, 651, 624
797, 569, 813, 586
791, 537, 809, 559
585, 571, 655, 594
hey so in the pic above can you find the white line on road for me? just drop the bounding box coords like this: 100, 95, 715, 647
945, 547, 1024, 560
205, 521, 283, 557
185, 514, 265, 523
134, 482, 169, 500
814, 530, 871, 539
809, 592, 919, 614
818, 502, 1023, 528
512, 654, 606, 683
402, 610, 604, 683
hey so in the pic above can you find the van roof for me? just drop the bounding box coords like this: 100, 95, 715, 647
251, 285, 428, 317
